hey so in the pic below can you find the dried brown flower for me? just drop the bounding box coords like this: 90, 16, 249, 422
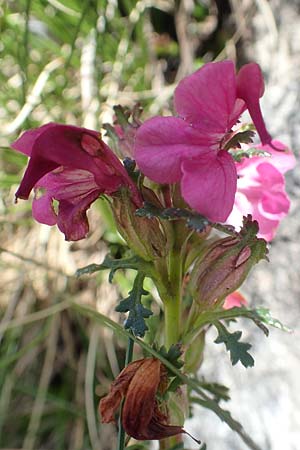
99, 357, 194, 441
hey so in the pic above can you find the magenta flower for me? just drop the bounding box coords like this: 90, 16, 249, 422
12, 123, 141, 241
135, 60, 272, 222
227, 141, 296, 241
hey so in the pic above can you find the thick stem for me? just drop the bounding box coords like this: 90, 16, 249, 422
154, 228, 184, 450
163, 209, 189, 349
164, 246, 182, 349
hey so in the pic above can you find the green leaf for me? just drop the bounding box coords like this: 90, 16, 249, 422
214, 321, 255, 368
225, 129, 255, 151
157, 344, 184, 370
255, 307, 292, 332
135, 202, 210, 232
229, 146, 271, 162
75, 253, 143, 282
155, 344, 184, 391
183, 306, 269, 345
115, 272, 152, 337
196, 381, 230, 402
136, 203, 252, 236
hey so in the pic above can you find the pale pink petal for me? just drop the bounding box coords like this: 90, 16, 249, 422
254, 141, 296, 174
260, 191, 290, 217
228, 194, 280, 241
236, 63, 272, 145
229, 146, 293, 241
227, 192, 252, 230
32, 193, 57, 226
250, 208, 279, 241
135, 116, 214, 183
174, 61, 244, 134
223, 291, 247, 309
180, 150, 237, 222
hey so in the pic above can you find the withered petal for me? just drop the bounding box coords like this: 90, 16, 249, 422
122, 358, 161, 433
99, 359, 145, 423
122, 358, 185, 441
100, 357, 195, 443
124, 401, 185, 441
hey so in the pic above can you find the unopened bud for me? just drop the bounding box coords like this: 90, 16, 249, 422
189, 216, 267, 307
113, 189, 168, 261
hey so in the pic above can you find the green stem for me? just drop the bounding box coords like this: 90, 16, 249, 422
160, 236, 184, 449
117, 335, 134, 450
164, 249, 182, 349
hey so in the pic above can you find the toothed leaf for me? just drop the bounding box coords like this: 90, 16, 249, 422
214, 321, 254, 368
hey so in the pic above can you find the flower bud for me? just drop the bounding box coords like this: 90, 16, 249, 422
189, 216, 267, 307
113, 189, 168, 261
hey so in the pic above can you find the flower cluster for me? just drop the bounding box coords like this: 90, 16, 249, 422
11, 59, 296, 446
12, 61, 294, 242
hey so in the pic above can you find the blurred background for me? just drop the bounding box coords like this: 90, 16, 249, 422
0, 1, 299, 449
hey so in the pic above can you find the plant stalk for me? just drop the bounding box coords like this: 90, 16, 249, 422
117, 335, 134, 450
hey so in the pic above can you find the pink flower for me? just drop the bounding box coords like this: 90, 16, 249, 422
223, 291, 247, 310
135, 60, 271, 222
12, 123, 141, 241
228, 141, 296, 241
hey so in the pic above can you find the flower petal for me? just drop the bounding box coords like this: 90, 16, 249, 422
229, 143, 293, 241
135, 116, 214, 183
250, 209, 279, 241
15, 124, 101, 199
122, 358, 161, 438
35, 168, 102, 241
37, 168, 100, 203
181, 150, 237, 222
254, 141, 296, 174
236, 63, 272, 145
174, 61, 244, 134
32, 192, 57, 226
261, 191, 290, 217
11, 123, 57, 156
223, 291, 247, 310
56, 192, 100, 241
100, 359, 145, 424
122, 358, 185, 441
